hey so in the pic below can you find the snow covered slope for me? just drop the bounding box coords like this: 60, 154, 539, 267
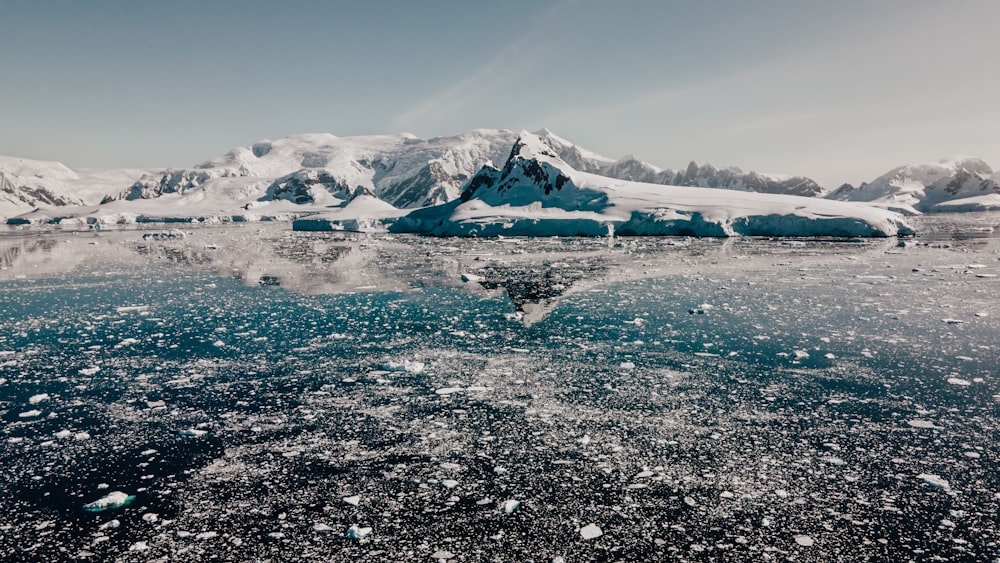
101, 129, 828, 213
829, 157, 1000, 213
534, 129, 825, 197
0, 156, 153, 217
109, 130, 521, 210
394, 132, 914, 238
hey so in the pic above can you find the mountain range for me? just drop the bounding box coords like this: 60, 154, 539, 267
2, 129, 997, 225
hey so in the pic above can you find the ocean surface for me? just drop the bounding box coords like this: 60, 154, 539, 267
1, 214, 998, 561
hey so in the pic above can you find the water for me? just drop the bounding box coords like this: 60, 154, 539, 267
1, 216, 998, 561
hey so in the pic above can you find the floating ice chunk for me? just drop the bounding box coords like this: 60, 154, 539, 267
83, 491, 135, 512
196, 531, 218, 540
683, 496, 698, 507
313, 523, 334, 532
28, 393, 50, 404
212, 340, 225, 347
55, 430, 73, 439
142, 513, 158, 523
19, 410, 42, 418
907, 419, 937, 429
917, 473, 951, 491
129, 541, 149, 551
98, 519, 120, 530
146, 400, 166, 409
460, 273, 484, 283
346, 525, 372, 540
342, 495, 361, 506
140, 449, 158, 456
578, 435, 592, 446
946, 377, 971, 386
435, 387, 464, 396
382, 360, 425, 374
501, 499, 520, 514
79, 366, 101, 376
441, 479, 459, 489
494, 466, 507, 475
75, 432, 91, 441
794, 534, 815, 547
793, 350, 810, 359
431, 551, 455, 560
941, 318, 965, 325
580, 523, 603, 540
179, 428, 208, 437
619, 361, 635, 370
824, 353, 836, 359
116, 338, 138, 348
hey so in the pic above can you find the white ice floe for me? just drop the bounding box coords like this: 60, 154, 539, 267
28, 393, 50, 404
501, 499, 521, 515
580, 523, 603, 540
431, 551, 456, 561
382, 360, 425, 374
917, 473, 951, 491
907, 419, 938, 429
794, 534, 815, 547
342, 495, 361, 506
179, 428, 208, 437
346, 525, 372, 540
435, 387, 464, 396
83, 491, 135, 512
946, 377, 971, 386
18, 410, 42, 418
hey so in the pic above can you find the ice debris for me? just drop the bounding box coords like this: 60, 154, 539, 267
501, 499, 521, 515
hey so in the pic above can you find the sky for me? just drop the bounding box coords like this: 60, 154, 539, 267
2, 0, 998, 188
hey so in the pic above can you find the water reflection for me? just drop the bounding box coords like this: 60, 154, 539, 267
1, 216, 995, 325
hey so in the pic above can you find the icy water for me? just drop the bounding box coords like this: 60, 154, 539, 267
1, 215, 998, 562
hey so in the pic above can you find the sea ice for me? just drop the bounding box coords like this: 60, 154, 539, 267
501, 499, 521, 514
28, 393, 50, 404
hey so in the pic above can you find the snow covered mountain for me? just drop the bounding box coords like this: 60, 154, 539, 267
2, 129, 992, 227
106, 130, 521, 210
390, 131, 912, 237
98, 129, 827, 212
0, 156, 152, 215
829, 157, 1000, 213
533, 129, 825, 197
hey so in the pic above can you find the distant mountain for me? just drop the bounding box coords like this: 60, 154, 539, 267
532, 129, 825, 197
3, 130, 997, 223
0, 156, 152, 215
391, 131, 912, 237
106, 130, 521, 209
829, 157, 1000, 213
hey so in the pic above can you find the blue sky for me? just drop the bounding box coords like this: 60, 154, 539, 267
2, 0, 998, 187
